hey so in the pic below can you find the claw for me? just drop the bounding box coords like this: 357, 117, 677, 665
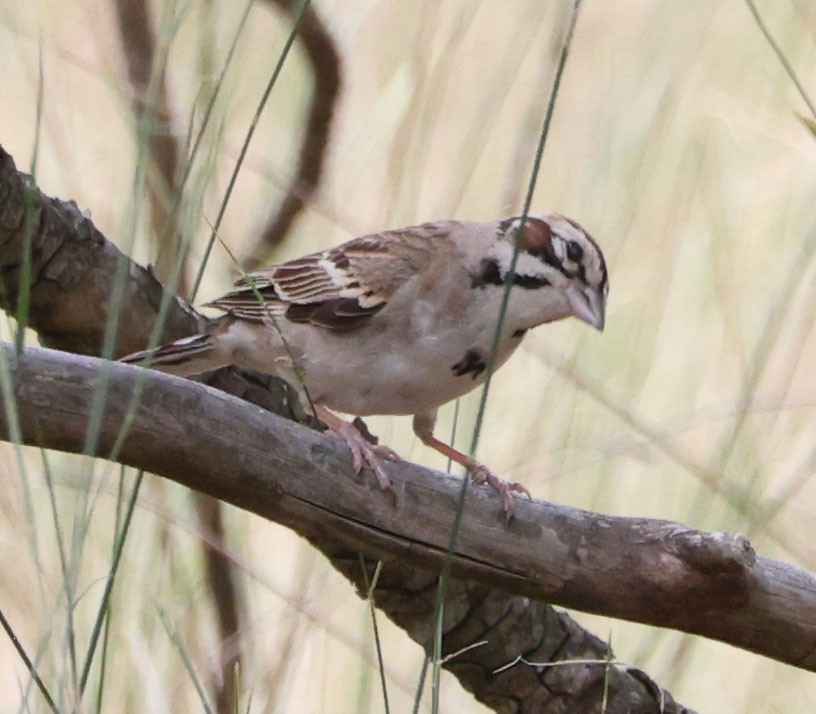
332, 421, 393, 490
468, 461, 531, 513
316, 406, 396, 492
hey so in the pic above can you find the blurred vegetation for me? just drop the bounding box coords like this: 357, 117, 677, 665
1, 0, 815, 711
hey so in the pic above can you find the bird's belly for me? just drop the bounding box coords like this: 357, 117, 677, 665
299, 334, 514, 417
317, 361, 464, 416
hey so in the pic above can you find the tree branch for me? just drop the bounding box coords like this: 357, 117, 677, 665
4, 343, 816, 680
3, 344, 700, 714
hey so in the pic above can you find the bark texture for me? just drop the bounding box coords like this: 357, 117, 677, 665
1, 345, 706, 713
4, 344, 815, 679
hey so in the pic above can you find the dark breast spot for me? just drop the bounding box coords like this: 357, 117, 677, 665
512, 328, 527, 339
451, 349, 486, 379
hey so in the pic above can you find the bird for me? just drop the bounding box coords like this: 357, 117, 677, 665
120, 213, 608, 511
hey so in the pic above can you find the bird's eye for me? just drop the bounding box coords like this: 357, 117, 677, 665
566, 240, 584, 263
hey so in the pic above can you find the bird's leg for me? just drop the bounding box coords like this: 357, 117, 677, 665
314, 405, 396, 490
412, 413, 531, 512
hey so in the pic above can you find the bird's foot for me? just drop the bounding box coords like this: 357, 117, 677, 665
345, 431, 399, 491
317, 407, 397, 491
467, 461, 531, 513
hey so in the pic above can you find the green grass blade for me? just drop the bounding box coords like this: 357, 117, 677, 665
79, 470, 144, 695
157, 605, 217, 714
0, 607, 58, 714
359, 557, 390, 714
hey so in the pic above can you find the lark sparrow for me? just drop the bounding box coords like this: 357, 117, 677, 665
121, 213, 608, 510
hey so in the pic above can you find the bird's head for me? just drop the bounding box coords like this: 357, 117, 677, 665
479, 212, 608, 331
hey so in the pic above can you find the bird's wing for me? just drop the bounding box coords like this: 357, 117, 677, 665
205, 227, 443, 331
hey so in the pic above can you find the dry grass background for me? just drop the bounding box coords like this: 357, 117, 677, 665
1, 0, 816, 711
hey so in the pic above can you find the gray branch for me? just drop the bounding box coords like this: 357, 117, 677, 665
3, 343, 816, 683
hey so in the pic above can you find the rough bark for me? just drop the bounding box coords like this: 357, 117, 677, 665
1, 345, 707, 714
0, 142, 720, 712
4, 344, 816, 679
0, 150, 203, 356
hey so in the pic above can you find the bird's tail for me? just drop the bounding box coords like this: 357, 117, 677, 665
119, 334, 227, 377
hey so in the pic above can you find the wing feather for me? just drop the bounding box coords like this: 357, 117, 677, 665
204, 227, 442, 331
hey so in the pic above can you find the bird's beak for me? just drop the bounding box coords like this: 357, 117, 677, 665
566, 284, 606, 331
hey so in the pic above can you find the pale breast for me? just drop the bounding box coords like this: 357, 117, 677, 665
286, 276, 524, 416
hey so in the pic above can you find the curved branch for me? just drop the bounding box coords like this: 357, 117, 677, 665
3, 344, 816, 680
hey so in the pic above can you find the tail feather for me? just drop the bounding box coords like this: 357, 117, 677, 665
119, 334, 226, 376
